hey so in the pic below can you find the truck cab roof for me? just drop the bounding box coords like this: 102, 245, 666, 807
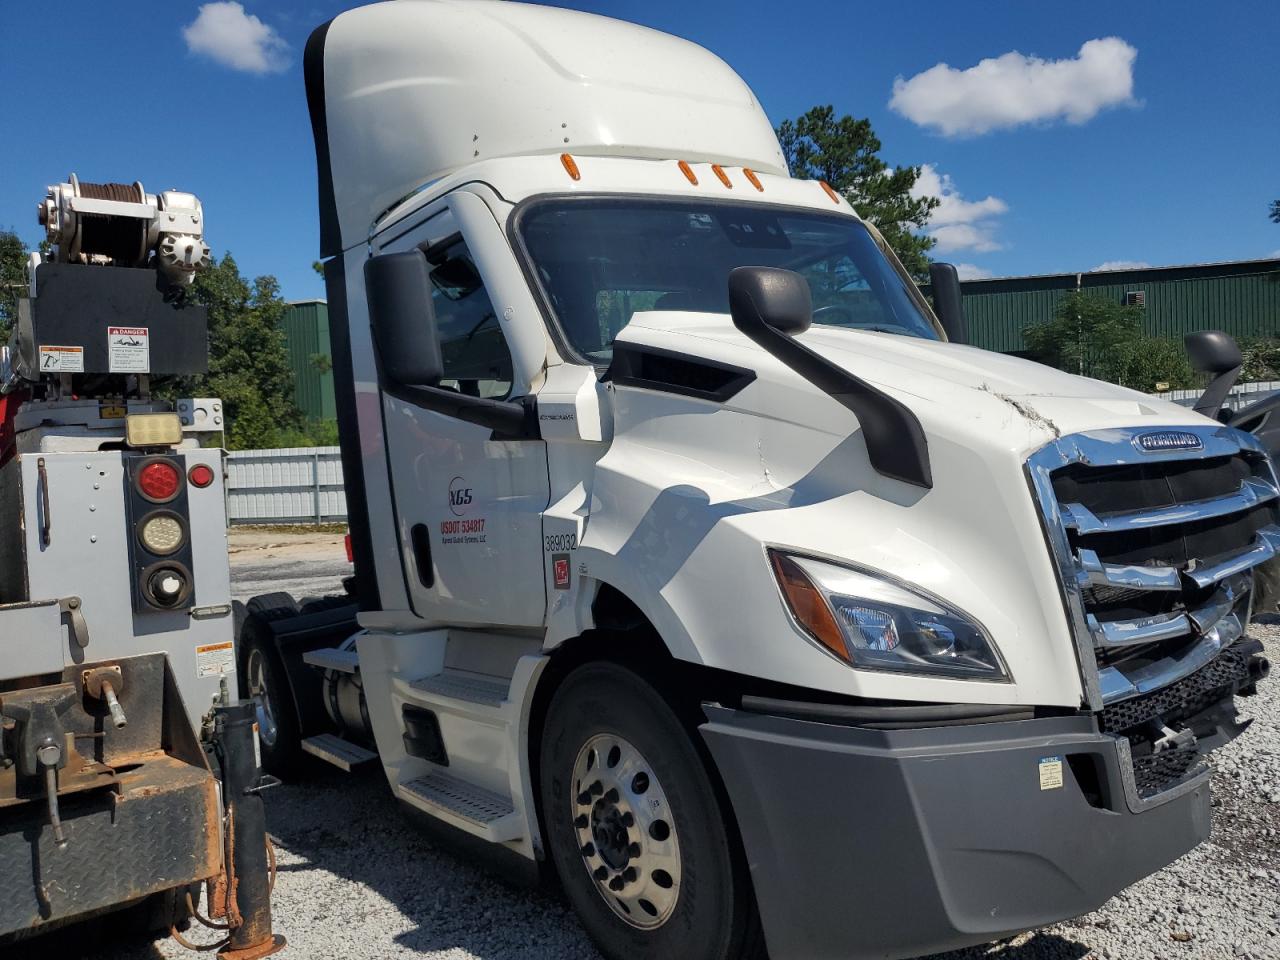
306, 0, 788, 257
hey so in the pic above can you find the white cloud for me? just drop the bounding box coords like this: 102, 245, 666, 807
889, 37, 1138, 137
954, 263, 994, 280
182, 2, 290, 74
1094, 260, 1151, 272
910, 164, 1007, 253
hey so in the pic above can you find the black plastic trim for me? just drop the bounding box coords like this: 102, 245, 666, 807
738, 696, 1032, 729
607, 342, 757, 403
304, 18, 340, 259
322, 258, 380, 612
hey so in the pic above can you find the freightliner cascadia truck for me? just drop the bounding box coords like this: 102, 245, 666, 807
240, 3, 1275, 958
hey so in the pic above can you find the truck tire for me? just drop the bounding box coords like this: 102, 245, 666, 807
539, 662, 762, 960
239, 613, 303, 776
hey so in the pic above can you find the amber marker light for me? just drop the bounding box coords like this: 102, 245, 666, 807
769, 550, 850, 663
743, 168, 764, 192
678, 160, 698, 185
819, 180, 842, 204
560, 153, 581, 181
711, 164, 733, 188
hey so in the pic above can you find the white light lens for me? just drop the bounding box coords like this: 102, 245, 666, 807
784, 555, 1007, 681
140, 515, 184, 555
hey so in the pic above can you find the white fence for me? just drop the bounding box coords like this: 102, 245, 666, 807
1155, 379, 1280, 412
225, 447, 347, 524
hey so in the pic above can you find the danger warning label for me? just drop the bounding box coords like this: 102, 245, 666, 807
108, 326, 149, 373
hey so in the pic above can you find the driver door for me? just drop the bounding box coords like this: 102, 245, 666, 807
375, 198, 549, 629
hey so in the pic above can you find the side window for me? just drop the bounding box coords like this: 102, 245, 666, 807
426, 239, 513, 399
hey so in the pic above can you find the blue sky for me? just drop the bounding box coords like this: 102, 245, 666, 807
2, 1, 1277, 299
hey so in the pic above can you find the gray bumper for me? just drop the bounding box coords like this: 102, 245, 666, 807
700, 708, 1209, 960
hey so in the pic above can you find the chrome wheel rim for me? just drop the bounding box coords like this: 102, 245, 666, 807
571, 733, 681, 929
246, 648, 279, 748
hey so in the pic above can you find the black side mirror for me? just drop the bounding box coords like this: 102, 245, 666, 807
928, 262, 967, 344
727, 265, 812, 337
1185, 330, 1242, 418
365, 251, 443, 386
364, 250, 530, 437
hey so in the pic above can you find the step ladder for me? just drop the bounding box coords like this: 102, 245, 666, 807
394, 666, 528, 842
299, 646, 377, 772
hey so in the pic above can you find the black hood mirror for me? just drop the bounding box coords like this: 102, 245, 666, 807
928, 262, 967, 344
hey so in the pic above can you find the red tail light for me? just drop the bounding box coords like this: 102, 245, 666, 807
187, 463, 215, 488
137, 460, 181, 502
344, 533, 354, 563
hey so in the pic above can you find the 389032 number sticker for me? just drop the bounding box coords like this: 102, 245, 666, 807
545, 533, 577, 552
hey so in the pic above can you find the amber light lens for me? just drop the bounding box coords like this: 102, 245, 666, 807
138, 461, 181, 502
769, 550, 849, 663
188, 463, 215, 488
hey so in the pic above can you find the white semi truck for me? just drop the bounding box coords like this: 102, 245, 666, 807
241, 3, 1274, 958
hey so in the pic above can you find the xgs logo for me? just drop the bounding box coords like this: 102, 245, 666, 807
448, 476, 474, 517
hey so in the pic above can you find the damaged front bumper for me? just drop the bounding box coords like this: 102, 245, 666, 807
700, 638, 1268, 960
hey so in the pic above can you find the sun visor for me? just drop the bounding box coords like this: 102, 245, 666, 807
306, 0, 788, 257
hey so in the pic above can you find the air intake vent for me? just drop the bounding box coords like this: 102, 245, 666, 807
609, 344, 756, 402
1124, 291, 1146, 307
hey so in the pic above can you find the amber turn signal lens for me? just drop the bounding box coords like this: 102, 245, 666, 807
818, 180, 842, 204
560, 153, 581, 181
711, 164, 733, 188
678, 160, 698, 185
742, 168, 764, 191
769, 550, 849, 663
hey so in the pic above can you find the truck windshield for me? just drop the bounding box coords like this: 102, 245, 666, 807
517, 198, 940, 363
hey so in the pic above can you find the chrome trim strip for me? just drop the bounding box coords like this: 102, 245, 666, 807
1186, 526, 1280, 589
1077, 548, 1182, 591
1063, 476, 1279, 536
1097, 614, 1244, 705
1089, 610, 1191, 648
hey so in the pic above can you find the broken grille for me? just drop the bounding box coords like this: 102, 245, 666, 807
1026, 425, 1280, 709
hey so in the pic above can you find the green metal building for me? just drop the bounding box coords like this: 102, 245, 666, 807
956, 258, 1280, 355
282, 299, 336, 421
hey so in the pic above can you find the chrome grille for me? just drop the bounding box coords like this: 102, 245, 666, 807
1027, 425, 1280, 709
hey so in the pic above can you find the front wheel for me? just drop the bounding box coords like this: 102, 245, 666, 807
539, 662, 762, 960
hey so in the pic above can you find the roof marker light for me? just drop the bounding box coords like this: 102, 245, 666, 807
560, 153, 581, 181
678, 160, 698, 185
819, 180, 842, 204
711, 164, 733, 189
743, 168, 764, 192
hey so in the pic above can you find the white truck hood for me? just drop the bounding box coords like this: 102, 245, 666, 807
619, 311, 1214, 445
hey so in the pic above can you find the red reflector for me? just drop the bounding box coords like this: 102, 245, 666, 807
344, 534, 354, 564
188, 463, 215, 488
138, 461, 181, 501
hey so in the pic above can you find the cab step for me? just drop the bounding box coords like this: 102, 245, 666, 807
302, 647, 360, 674
410, 669, 509, 708
301, 733, 378, 771
400, 770, 522, 841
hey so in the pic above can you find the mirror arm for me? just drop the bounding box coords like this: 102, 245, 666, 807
383, 381, 539, 440
733, 318, 932, 489
1193, 364, 1241, 418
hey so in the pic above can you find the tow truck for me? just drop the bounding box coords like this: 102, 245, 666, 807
241, 3, 1274, 959
0, 175, 280, 958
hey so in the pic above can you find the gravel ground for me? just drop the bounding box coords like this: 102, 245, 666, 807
45, 535, 1280, 960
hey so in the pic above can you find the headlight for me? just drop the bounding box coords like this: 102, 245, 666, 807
769, 550, 1008, 681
